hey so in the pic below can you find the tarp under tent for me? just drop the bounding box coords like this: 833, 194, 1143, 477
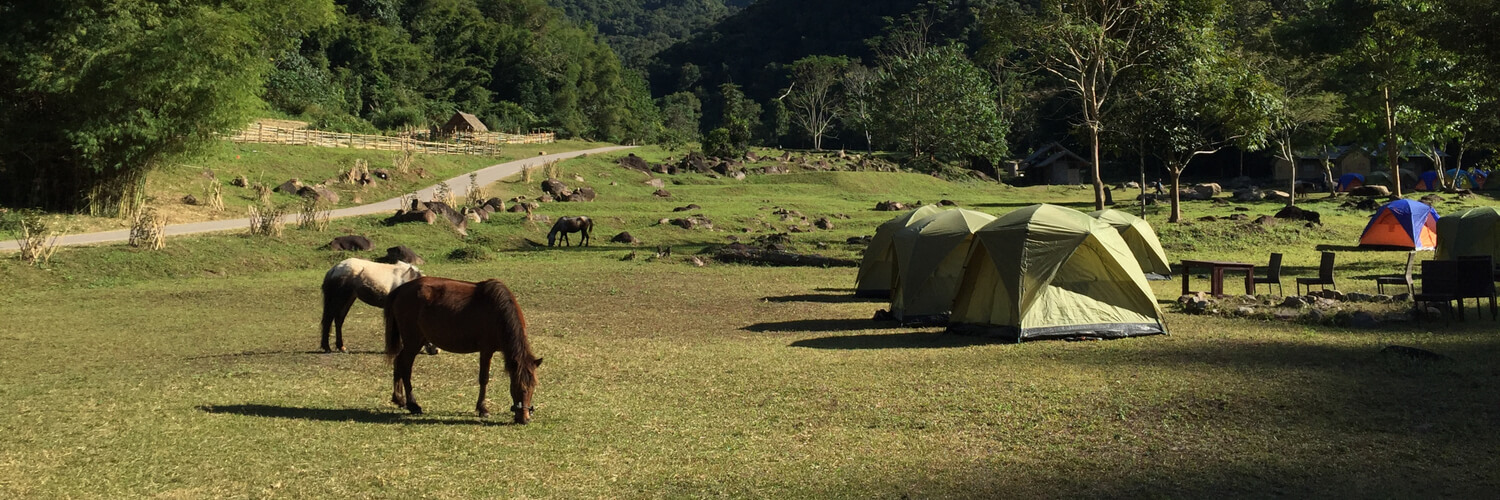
1336, 173, 1365, 192
855, 205, 948, 298
1415, 171, 1440, 191
1367, 169, 1419, 189
889, 208, 996, 322
1444, 169, 1480, 190
948, 204, 1166, 342
1088, 209, 1172, 279
1358, 199, 1439, 250
1436, 206, 1500, 260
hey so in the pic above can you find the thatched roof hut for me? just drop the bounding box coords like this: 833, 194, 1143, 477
441, 112, 488, 134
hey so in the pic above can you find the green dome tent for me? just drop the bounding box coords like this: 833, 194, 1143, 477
855, 205, 948, 298
949, 204, 1166, 341
889, 208, 997, 322
1089, 209, 1172, 278
1436, 206, 1500, 260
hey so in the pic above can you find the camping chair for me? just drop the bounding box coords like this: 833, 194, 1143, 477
1457, 255, 1498, 320
1414, 260, 1462, 323
1375, 251, 1416, 297
1296, 251, 1337, 295
1250, 253, 1284, 295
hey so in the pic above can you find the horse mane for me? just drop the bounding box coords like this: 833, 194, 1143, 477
475, 279, 537, 390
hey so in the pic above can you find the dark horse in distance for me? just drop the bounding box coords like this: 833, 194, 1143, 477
547, 216, 593, 247
384, 276, 543, 424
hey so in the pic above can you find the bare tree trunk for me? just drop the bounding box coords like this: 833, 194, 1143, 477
1139, 142, 1147, 218
1090, 124, 1104, 211
1383, 85, 1402, 197
1322, 156, 1335, 198
1168, 162, 1183, 223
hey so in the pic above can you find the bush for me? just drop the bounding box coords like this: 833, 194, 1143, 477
373, 107, 425, 131
703, 128, 737, 158
447, 245, 493, 262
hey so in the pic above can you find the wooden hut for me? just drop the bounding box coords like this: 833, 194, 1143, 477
1019, 143, 1091, 185
441, 112, 488, 134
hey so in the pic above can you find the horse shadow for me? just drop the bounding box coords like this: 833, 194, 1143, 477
790, 331, 1005, 350
198, 404, 515, 426
185, 349, 387, 360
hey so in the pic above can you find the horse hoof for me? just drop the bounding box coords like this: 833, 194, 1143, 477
321, 346, 332, 353
391, 395, 405, 407
407, 402, 423, 415
478, 410, 490, 418
423, 345, 439, 355
338, 347, 347, 353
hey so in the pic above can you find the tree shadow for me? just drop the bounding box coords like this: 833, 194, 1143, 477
198, 404, 513, 426
761, 293, 885, 304
742, 318, 903, 333
789, 331, 1005, 350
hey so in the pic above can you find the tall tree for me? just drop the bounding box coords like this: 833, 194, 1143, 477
659, 91, 702, 149
871, 44, 1008, 166
0, 0, 334, 214
1027, 0, 1160, 210
840, 64, 878, 151
785, 56, 848, 151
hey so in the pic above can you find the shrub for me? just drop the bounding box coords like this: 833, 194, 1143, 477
703, 128, 737, 158
447, 244, 493, 262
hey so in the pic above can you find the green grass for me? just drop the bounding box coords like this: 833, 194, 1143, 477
2, 145, 1500, 497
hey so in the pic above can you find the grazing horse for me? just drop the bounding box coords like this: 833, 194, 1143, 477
321, 258, 426, 353
547, 216, 594, 247
384, 277, 543, 424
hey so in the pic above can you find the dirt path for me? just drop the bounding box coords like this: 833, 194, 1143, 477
0, 145, 634, 251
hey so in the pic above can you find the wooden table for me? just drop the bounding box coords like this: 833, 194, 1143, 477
1181, 260, 1256, 297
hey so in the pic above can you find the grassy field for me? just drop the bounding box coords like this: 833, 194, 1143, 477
2, 145, 1499, 497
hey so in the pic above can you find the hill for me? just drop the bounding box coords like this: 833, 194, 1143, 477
547, 0, 757, 68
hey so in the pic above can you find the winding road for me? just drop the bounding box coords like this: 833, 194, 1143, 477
0, 145, 635, 251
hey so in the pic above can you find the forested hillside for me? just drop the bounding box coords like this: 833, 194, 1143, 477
547, 0, 755, 68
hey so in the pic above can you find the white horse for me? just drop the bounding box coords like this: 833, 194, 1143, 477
321, 258, 434, 353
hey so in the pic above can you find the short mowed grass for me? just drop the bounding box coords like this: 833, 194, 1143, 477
2, 145, 1500, 497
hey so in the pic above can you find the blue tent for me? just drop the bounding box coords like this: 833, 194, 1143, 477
1445, 169, 1479, 190
1336, 173, 1365, 192
1416, 171, 1440, 191
1359, 199, 1440, 250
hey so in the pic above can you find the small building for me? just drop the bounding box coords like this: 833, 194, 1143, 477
440, 112, 488, 134
1019, 143, 1091, 185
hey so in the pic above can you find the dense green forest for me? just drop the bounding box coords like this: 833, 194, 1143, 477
4, 0, 1500, 216
546, 0, 755, 68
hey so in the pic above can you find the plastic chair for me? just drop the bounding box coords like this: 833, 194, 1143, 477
1251, 253, 1283, 295
1296, 251, 1337, 295
1375, 252, 1415, 296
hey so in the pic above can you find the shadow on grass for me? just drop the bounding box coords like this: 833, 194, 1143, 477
762, 293, 885, 304
742, 318, 901, 333
790, 331, 1005, 349
185, 349, 388, 360
197, 404, 513, 426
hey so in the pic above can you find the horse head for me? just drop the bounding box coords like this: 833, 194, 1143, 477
510, 357, 543, 424
397, 262, 423, 282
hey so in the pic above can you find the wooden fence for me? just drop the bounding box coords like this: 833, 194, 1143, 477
228, 123, 555, 156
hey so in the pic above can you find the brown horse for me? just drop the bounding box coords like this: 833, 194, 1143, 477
547, 216, 593, 247
383, 276, 543, 424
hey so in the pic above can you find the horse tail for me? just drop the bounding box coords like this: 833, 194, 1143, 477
383, 288, 403, 363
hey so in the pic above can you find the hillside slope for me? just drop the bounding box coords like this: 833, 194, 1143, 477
547, 0, 756, 68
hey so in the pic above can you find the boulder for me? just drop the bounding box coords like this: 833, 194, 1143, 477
1228, 213, 1249, 221
814, 217, 834, 230
275, 179, 303, 194
1349, 185, 1390, 197
618, 153, 650, 172
371, 168, 391, 180
566, 187, 596, 202
231, 175, 249, 187
298, 185, 340, 204
875, 200, 907, 211
541, 178, 570, 198
381, 245, 424, 265
1420, 194, 1444, 205
653, 189, 672, 198
327, 235, 373, 251
385, 209, 437, 225
1194, 183, 1223, 196
644, 178, 665, 189
1264, 190, 1292, 202
1274, 205, 1321, 225
672, 204, 702, 212
1233, 189, 1265, 202
182, 194, 199, 205
1350, 311, 1380, 328
611, 232, 640, 244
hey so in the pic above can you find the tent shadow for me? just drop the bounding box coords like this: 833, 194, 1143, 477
197, 404, 512, 426
742, 318, 905, 333
790, 331, 1004, 350
761, 293, 885, 304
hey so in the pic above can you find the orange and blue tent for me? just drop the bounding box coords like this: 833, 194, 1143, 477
1444, 169, 1479, 190
1336, 173, 1365, 192
1415, 171, 1440, 191
1359, 199, 1439, 250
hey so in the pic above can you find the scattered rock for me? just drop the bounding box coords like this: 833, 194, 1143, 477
848, 236, 873, 245
566, 187, 596, 202
653, 189, 672, 198
231, 175, 249, 187
371, 168, 391, 180
1349, 311, 1380, 328
275, 179, 303, 194
541, 178, 571, 199
814, 217, 834, 230
298, 184, 340, 204
611, 232, 640, 244
1198, 215, 1218, 222
182, 194, 199, 205
381, 245, 424, 265
875, 201, 907, 211
327, 235, 373, 251
670, 215, 713, 230
1274, 205, 1321, 224
1306, 309, 1325, 323
1235, 306, 1256, 316
687, 256, 707, 267
1279, 296, 1305, 309
1349, 185, 1390, 197
1265, 190, 1291, 202
618, 154, 650, 172
1228, 213, 1249, 221
1420, 194, 1444, 205
673, 204, 702, 212
937, 199, 958, 206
